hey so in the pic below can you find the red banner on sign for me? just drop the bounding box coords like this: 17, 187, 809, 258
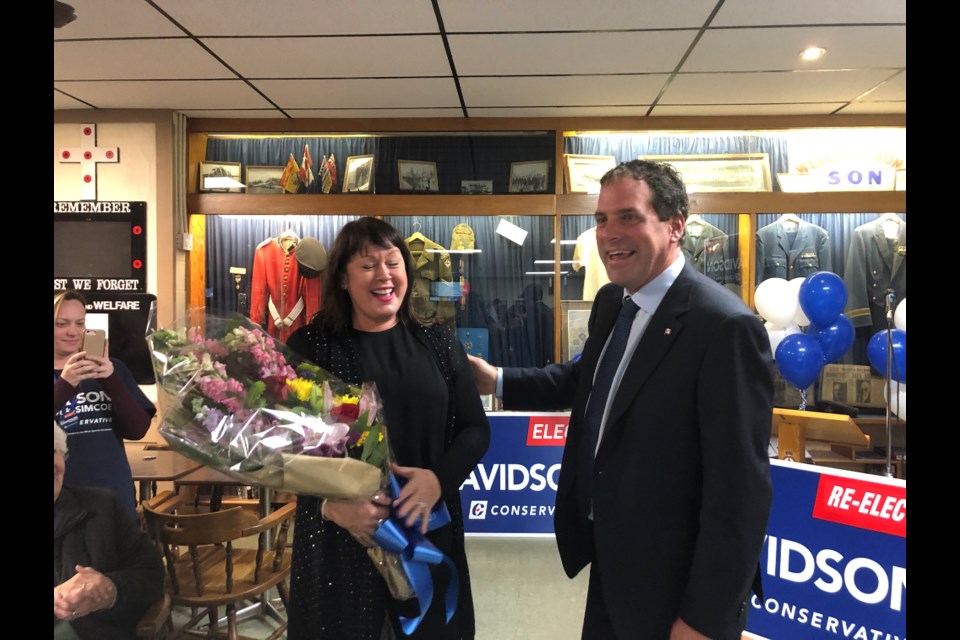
526, 416, 568, 446
811, 474, 906, 537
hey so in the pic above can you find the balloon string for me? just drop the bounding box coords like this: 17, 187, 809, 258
798, 388, 807, 411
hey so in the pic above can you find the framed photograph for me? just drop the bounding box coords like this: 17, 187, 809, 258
244, 165, 285, 194
508, 160, 550, 193
343, 154, 375, 193
560, 300, 593, 362
639, 153, 772, 193
564, 154, 617, 194
398, 160, 439, 192
461, 179, 493, 195
199, 161, 243, 193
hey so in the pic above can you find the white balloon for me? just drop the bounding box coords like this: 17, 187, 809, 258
755, 278, 797, 328
882, 380, 907, 421
767, 323, 800, 355
787, 277, 811, 327
894, 298, 906, 332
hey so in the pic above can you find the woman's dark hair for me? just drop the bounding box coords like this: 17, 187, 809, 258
600, 159, 690, 221
54, 289, 88, 324
314, 217, 417, 333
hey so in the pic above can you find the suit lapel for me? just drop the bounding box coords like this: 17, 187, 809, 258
601, 265, 694, 442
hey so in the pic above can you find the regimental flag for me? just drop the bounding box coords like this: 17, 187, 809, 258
319, 154, 338, 194
279, 153, 302, 194
300, 144, 314, 190
322, 153, 338, 193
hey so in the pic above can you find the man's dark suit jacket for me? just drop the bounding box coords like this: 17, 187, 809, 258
503, 262, 774, 639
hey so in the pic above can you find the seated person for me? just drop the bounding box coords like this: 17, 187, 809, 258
54, 421, 164, 640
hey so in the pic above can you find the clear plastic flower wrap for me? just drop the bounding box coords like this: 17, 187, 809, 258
147, 315, 389, 501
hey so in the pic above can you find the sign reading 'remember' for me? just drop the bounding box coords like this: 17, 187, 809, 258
53, 201, 147, 293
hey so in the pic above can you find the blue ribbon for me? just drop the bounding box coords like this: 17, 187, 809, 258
373, 474, 458, 635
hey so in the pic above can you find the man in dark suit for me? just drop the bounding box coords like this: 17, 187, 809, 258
470, 160, 774, 639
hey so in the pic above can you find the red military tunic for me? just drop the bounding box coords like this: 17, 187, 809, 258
250, 235, 320, 343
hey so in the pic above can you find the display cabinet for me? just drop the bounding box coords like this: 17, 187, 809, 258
185, 116, 906, 393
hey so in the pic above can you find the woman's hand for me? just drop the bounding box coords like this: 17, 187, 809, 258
53, 565, 117, 621
323, 491, 392, 546
59, 349, 114, 386
391, 463, 442, 535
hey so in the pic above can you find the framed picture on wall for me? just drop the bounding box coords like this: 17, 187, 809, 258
245, 165, 285, 194
563, 154, 617, 193
461, 180, 493, 194
560, 300, 593, 362
343, 154, 375, 193
508, 160, 550, 193
398, 159, 439, 192
199, 161, 243, 193
639, 153, 772, 192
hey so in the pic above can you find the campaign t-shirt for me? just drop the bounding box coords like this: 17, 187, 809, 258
54, 358, 155, 521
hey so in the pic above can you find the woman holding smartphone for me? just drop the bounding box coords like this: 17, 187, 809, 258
54, 290, 156, 522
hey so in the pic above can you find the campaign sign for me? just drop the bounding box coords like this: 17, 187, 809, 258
745, 461, 906, 640
460, 412, 568, 535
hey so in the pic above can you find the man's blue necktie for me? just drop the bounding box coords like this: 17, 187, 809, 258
577, 297, 640, 518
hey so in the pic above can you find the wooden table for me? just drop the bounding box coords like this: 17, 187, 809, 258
125, 443, 202, 503
174, 465, 253, 512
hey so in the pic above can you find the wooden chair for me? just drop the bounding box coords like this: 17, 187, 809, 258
136, 592, 174, 640
142, 491, 295, 640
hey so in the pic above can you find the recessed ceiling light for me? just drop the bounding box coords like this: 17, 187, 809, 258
799, 47, 826, 62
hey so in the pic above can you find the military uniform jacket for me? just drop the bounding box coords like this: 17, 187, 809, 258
844, 217, 906, 333
405, 231, 456, 326
755, 219, 831, 284
250, 237, 321, 342
682, 221, 738, 290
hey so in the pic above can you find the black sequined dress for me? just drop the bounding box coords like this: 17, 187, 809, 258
286, 321, 490, 640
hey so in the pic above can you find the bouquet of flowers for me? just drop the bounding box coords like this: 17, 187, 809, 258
146, 315, 390, 501
147, 315, 466, 622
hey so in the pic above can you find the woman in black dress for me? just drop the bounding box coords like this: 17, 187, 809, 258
286, 217, 490, 640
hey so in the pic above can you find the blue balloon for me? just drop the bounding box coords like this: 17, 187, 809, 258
799, 272, 848, 327
809, 314, 855, 364
867, 329, 906, 383
775, 333, 825, 390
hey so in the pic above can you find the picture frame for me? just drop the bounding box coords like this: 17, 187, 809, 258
560, 300, 593, 362
563, 154, 617, 193
199, 161, 243, 193
244, 165, 285, 194
508, 160, 550, 193
639, 153, 772, 193
461, 179, 493, 195
343, 154, 375, 193
398, 159, 439, 192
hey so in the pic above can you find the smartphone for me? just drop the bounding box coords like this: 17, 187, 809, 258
82, 329, 107, 357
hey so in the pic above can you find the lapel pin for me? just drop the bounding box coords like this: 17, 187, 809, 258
664, 328, 672, 336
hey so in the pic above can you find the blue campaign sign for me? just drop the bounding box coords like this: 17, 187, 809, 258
745, 461, 906, 640
459, 412, 567, 535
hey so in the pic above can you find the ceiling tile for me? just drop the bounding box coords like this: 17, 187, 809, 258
176, 109, 289, 118
650, 103, 849, 116
201, 35, 451, 78
438, 0, 718, 31
153, 0, 440, 35
662, 69, 895, 104
449, 32, 695, 75
55, 40, 233, 80
461, 75, 667, 107
54, 90, 92, 110
283, 108, 466, 118
469, 106, 653, 117
712, 0, 906, 26
859, 71, 906, 101
253, 78, 461, 109
839, 101, 906, 114
684, 26, 906, 72
52, 80, 274, 110
55, 0, 184, 39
